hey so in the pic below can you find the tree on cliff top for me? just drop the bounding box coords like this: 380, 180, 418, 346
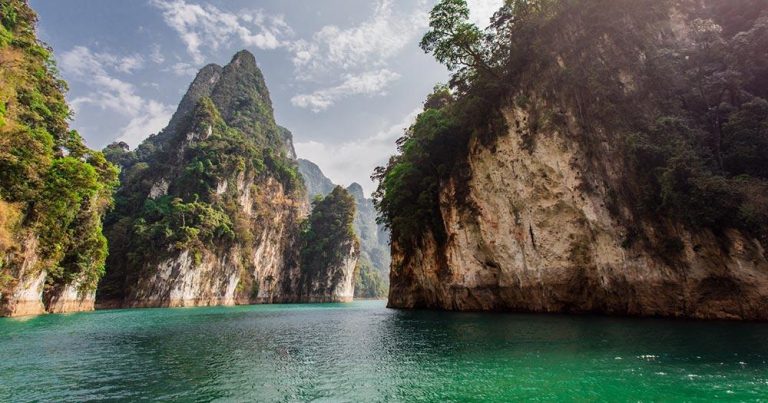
420, 0, 490, 73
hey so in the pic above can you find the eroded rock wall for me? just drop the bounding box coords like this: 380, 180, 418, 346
102, 173, 307, 308
297, 241, 359, 303
389, 107, 768, 320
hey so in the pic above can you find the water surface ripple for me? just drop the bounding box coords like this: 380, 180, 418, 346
1, 300, 767, 401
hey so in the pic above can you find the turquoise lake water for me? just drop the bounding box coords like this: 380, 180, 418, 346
1, 300, 767, 401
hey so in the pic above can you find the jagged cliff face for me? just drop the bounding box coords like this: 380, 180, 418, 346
389, 105, 768, 318
299, 240, 359, 302
0, 0, 117, 317
99, 50, 354, 307
386, 0, 768, 319
113, 174, 304, 308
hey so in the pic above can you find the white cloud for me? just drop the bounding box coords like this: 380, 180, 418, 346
467, 0, 504, 28
287, 1, 430, 113
60, 46, 173, 147
117, 54, 146, 74
70, 74, 144, 117
151, 0, 429, 113
115, 100, 175, 146
149, 0, 291, 64
150, 44, 165, 64
295, 107, 421, 194
291, 69, 400, 112
166, 62, 197, 76
291, 0, 428, 79
60, 45, 145, 76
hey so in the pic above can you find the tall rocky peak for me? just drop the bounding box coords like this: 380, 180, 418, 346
298, 186, 360, 302
346, 183, 365, 200
165, 63, 223, 135
209, 50, 277, 141
98, 50, 355, 308
160, 50, 280, 152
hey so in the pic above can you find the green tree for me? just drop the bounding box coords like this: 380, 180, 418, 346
420, 0, 492, 74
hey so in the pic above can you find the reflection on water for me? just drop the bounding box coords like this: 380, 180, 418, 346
1, 301, 768, 401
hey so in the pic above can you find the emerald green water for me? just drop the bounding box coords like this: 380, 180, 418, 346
1, 300, 767, 401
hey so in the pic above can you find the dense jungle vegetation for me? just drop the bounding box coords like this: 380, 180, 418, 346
300, 186, 359, 292
0, 0, 117, 299
374, 0, 768, 252
354, 260, 387, 299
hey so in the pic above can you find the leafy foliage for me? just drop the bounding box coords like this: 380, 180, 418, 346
0, 0, 118, 295
375, 0, 768, 254
354, 259, 386, 298
300, 186, 358, 287
373, 104, 463, 246
420, 0, 489, 73
133, 196, 235, 251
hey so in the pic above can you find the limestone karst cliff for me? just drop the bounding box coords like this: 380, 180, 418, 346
98, 51, 357, 307
298, 159, 389, 297
377, 0, 768, 319
298, 186, 360, 302
0, 0, 118, 317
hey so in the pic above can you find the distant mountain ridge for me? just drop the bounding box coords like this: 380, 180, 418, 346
298, 159, 336, 200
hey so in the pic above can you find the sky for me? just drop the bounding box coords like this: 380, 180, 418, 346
30, 0, 504, 195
